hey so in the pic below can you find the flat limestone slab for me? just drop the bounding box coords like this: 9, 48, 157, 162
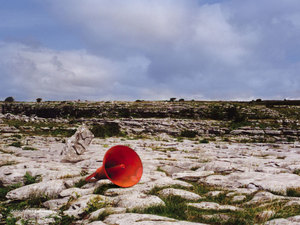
204, 172, 300, 195
6, 180, 66, 200
188, 202, 241, 211
104, 213, 207, 225
159, 188, 202, 201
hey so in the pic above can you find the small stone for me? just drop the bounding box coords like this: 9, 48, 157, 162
159, 188, 202, 201
232, 195, 246, 202
89, 207, 126, 221
172, 171, 214, 181
63, 177, 83, 188
206, 191, 223, 197
81, 179, 112, 189
115, 193, 165, 210
201, 214, 230, 221
60, 187, 94, 198
229, 188, 257, 195
43, 197, 70, 210
188, 202, 241, 211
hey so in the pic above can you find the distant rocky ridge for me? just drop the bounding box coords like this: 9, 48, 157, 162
1, 101, 300, 143
0, 100, 297, 119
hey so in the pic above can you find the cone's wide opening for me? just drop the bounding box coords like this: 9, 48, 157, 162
103, 145, 143, 187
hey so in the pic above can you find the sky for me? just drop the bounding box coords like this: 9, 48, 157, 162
1, 0, 300, 101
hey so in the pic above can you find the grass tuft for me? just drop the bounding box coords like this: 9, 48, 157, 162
24, 172, 41, 185
93, 183, 119, 195
9, 141, 22, 148
286, 187, 300, 197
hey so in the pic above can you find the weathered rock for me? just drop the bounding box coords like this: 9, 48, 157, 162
0, 162, 82, 186
6, 180, 66, 200
159, 165, 186, 176
61, 125, 94, 162
0, 125, 19, 133
204, 172, 300, 194
81, 180, 112, 189
206, 191, 224, 197
60, 187, 94, 198
0, 154, 24, 167
256, 210, 276, 222
201, 161, 237, 173
43, 197, 70, 210
284, 200, 300, 207
104, 213, 205, 225
265, 215, 300, 225
244, 191, 285, 205
10, 209, 60, 225
63, 194, 111, 219
201, 214, 230, 221
159, 188, 202, 201
114, 193, 165, 210
172, 171, 214, 182
89, 207, 126, 221
229, 188, 257, 195
87, 221, 107, 225
149, 177, 193, 189
188, 202, 241, 211
232, 195, 246, 202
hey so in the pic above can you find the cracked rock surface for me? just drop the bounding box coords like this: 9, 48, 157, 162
1, 112, 300, 224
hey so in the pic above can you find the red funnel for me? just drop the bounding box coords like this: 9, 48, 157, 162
85, 145, 143, 187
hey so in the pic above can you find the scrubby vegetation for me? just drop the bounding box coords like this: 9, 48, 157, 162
91, 122, 123, 138
3, 119, 76, 137
132, 183, 300, 225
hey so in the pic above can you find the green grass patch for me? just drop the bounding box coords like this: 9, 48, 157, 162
0, 195, 49, 222
132, 195, 188, 220
74, 179, 88, 188
180, 130, 198, 138
9, 141, 22, 148
199, 139, 209, 144
3, 119, 76, 137
93, 183, 119, 195
22, 146, 37, 151
293, 169, 300, 176
0, 183, 22, 201
134, 183, 299, 224
229, 121, 252, 130
52, 215, 76, 225
286, 187, 300, 197
0, 161, 17, 167
24, 172, 41, 185
190, 166, 201, 171
11, 134, 22, 139
91, 122, 123, 138
84, 195, 108, 214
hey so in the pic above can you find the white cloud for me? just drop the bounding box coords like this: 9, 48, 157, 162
1, 0, 300, 100
0, 41, 152, 100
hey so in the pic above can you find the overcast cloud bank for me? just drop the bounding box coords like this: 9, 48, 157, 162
1, 0, 300, 101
